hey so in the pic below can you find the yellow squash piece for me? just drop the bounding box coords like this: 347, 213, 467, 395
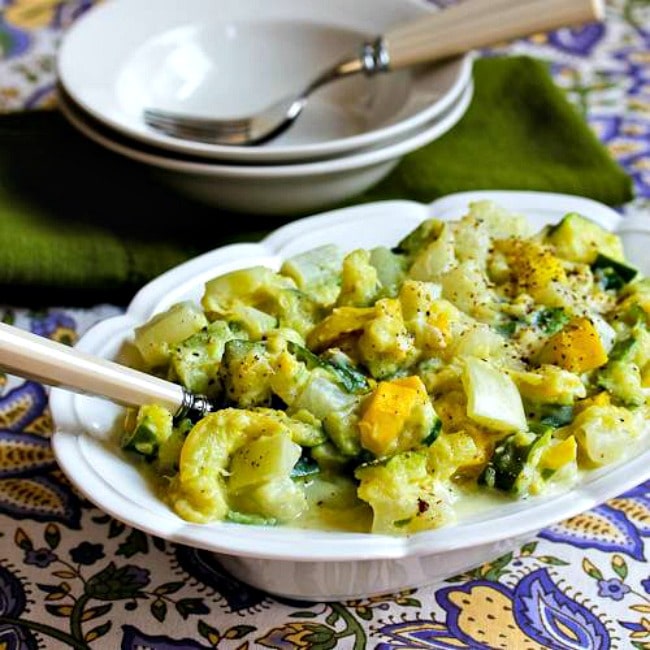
498, 238, 566, 299
358, 298, 415, 379
511, 365, 586, 405
574, 391, 611, 415
540, 435, 577, 471
399, 281, 454, 352
306, 305, 375, 351
169, 409, 292, 523
358, 375, 435, 458
537, 317, 608, 373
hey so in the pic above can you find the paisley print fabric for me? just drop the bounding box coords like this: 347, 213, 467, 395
0, 1, 649, 648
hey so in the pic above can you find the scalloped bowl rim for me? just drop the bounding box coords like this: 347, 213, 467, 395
50, 191, 650, 565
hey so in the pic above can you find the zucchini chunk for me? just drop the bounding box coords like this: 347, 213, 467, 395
121, 404, 173, 460
280, 244, 343, 306
479, 429, 578, 495
170, 320, 236, 397
134, 302, 208, 368
356, 451, 454, 534
591, 254, 638, 290
545, 212, 625, 264
220, 340, 274, 407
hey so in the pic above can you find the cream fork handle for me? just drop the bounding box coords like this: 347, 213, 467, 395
384, 0, 604, 70
0, 321, 184, 413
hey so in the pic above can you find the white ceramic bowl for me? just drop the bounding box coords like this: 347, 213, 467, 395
57, 79, 473, 215
50, 191, 650, 601
56, 0, 471, 163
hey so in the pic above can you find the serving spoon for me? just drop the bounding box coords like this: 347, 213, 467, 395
0, 322, 214, 422
143, 0, 604, 146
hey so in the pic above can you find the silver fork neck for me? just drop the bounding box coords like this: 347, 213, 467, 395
303, 38, 390, 96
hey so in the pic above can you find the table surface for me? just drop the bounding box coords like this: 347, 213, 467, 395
1, 1, 650, 648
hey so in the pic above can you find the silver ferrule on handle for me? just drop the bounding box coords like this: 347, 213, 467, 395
360, 38, 391, 75
174, 390, 216, 422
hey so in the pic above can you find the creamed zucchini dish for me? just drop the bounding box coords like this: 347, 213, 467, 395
120, 201, 650, 534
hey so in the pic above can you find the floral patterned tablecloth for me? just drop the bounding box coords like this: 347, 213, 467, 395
1, 1, 650, 648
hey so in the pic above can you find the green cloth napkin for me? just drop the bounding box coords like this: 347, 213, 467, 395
0, 55, 633, 307
360, 55, 634, 204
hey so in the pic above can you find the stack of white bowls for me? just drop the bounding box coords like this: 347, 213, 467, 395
56, 0, 474, 215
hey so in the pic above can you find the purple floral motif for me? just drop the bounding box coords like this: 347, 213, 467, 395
24, 547, 56, 568
121, 624, 211, 649
589, 115, 623, 143
541, 482, 650, 558
84, 562, 150, 600
597, 578, 631, 601
611, 46, 650, 93
30, 312, 77, 345
514, 569, 609, 649
619, 619, 648, 635
547, 23, 606, 56
0, 564, 38, 650
0, 565, 28, 617
582, 112, 650, 199
539, 502, 646, 560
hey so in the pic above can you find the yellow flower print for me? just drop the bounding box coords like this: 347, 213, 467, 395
5, 0, 65, 30
446, 585, 544, 649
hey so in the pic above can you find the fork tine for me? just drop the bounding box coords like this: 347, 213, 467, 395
147, 120, 248, 137
144, 109, 250, 132
143, 117, 253, 145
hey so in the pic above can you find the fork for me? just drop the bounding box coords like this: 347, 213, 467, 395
143, 0, 604, 146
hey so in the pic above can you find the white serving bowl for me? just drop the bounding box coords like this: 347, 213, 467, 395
50, 190, 650, 601
57, 79, 473, 215
56, 0, 471, 163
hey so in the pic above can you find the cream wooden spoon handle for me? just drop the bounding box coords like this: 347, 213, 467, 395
384, 0, 604, 70
0, 321, 185, 413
